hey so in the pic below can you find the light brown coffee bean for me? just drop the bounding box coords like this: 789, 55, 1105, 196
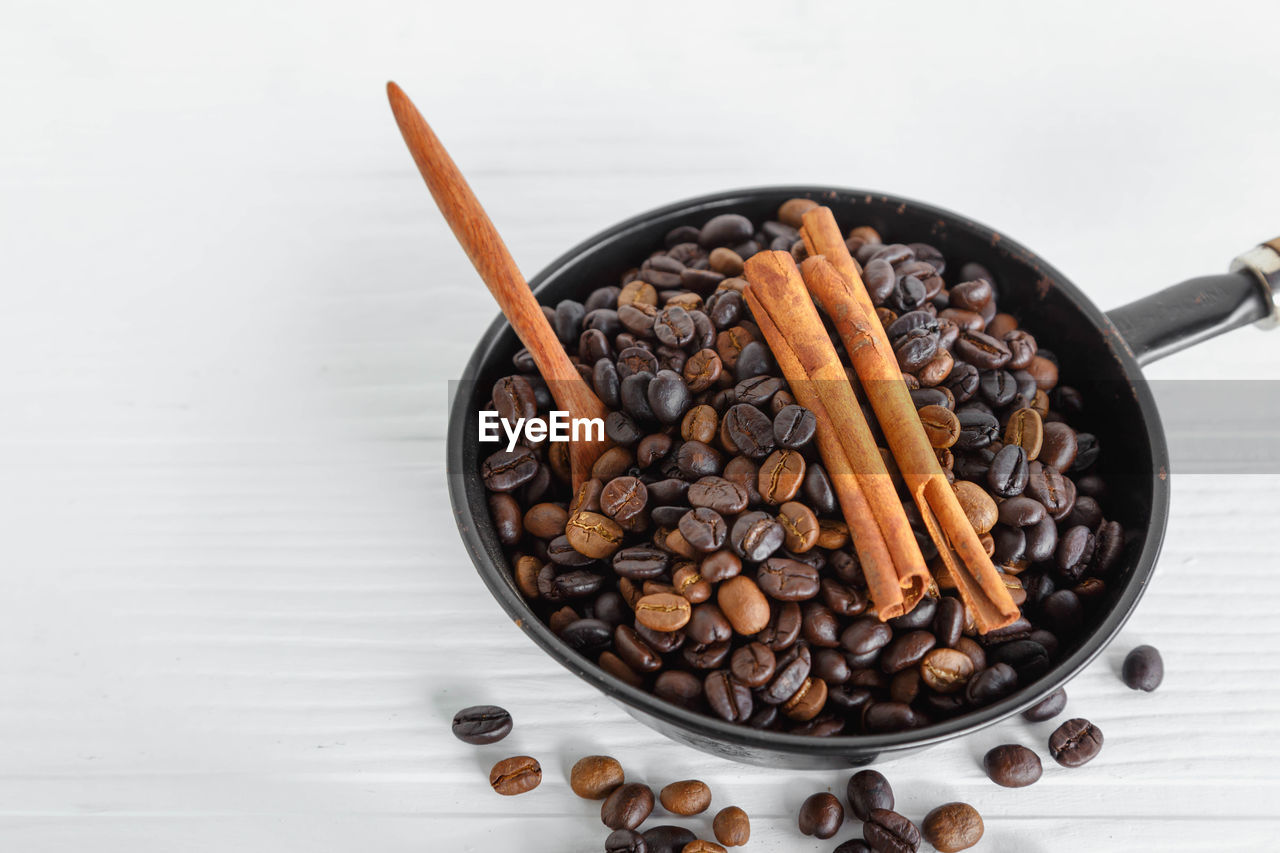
919, 404, 961, 448
592, 446, 635, 483
673, 562, 711, 604
683, 348, 723, 392
514, 555, 542, 599
717, 576, 771, 635
816, 519, 849, 550
523, 502, 568, 540
599, 651, 643, 687
777, 501, 820, 553
682, 404, 719, 444
489, 755, 542, 796
569, 755, 624, 799
778, 198, 818, 228
782, 676, 827, 721
709, 247, 745, 276
922, 802, 984, 852
758, 449, 805, 505
659, 779, 712, 816
682, 841, 727, 853
920, 647, 976, 693
713, 805, 751, 846
953, 481, 997, 534
635, 593, 693, 632
917, 349, 955, 387
1005, 407, 1044, 460
565, 511, 625, 558
618, 280, 658, 308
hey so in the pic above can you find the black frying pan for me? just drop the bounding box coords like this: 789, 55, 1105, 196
446, 186, 1278, 767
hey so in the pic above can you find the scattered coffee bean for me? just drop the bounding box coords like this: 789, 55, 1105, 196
605, 828, 648, 853
602, 783, 656, 830
1122, 644, 1164, 691
863, 808, 921, 852
983, 744, 1043, 787
489, 755, 542, 796
451, 704, 512, 745
659, 779, 711, 815
712, 805, 750, 846
643, 825, 695, 853
799, 792, 845, 839
846, 769, 893, 821
570, 755, 625, 799
922, 802, 984, 852
1049, 717, 1104, 767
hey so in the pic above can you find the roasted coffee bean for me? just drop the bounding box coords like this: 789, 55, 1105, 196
1040, 421, 1078, 472
841, 617, 893, 656
700, 214, 753, 248
605, 828, 648, 853
965, 662, 1018, 706
1122, 645, 1164, 691
700, 549, 742, 583
798, 792, 844, 839
683, 348, 723, 392
570, 755, 625, 800
955, 408, 999, 450
987, 444, 1029, 498
758, 448, 805, 504
688, 476, 748, 515
1024, 515, 1058, 564
734, 375, 783, 408
979, 368, 1017, 407
1055, 524, 1096, 582
488, 492, 523, 545
679, 508, 728, 553
771, 404, 817, 449
757, 557, 821, 601
481, 446, 538, 492
881, 630, 937, 673
730, 642, 776, 687
451, 705, 512, 745
635, 593, 692, 632
658, 779, 711, 816
1023, 687, 1067, 722
682, 841, 726, 853
983, 743, 1042, 788
846, 769, 894, 821
730, 511, 784, 561
988, 639, 1050, 683
489, 755, 542, 796
802, 464, 837, 515
654, 305, 695, 348
681, 404, 718, 444
954, 480, 998, 533
954, 329, 1011, 369
641, 825, 695, 853
614, 625, 662, 673
566, 511, 625, 559
717, 576, 772, 635
1004, 406, 1044, 460
782, 675, 827, 721
801, 602, 842, 648
920, 647, 975, 693
723, 404, 775, 458
723, 456, 763, 506
922, 802, 984, 853
757, 600, 802, 651
687, 602, 732, 645
863, 808, 921, 853
734, 340, 775, 380
675, 440, 723, 480
864, 700, 926, 732
614, 546, 669, 580
834, 842, 873, 853
918, 404, 961, 448
777, 501, 820, 553
601, 476, 648, 522
1040, 589, 1083, 637
1027, 461, 1072, 516
602, 783, 656, 830
561, 617, 612, 654
761, 643, 812, 704
1049, 717, 1103, 767
712, 805, 750, 847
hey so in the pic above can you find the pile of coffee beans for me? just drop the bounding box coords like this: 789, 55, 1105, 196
805, 769, 984, 852
478, 198, 1132, 735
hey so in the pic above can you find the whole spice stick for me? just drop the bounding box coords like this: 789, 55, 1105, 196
743, 286, 903, 617
799, 210, 1019, 632
744, 251, 930, 618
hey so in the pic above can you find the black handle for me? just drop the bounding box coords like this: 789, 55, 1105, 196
1105, 240, 1280, 366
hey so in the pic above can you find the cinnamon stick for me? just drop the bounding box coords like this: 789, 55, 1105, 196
799, 208, 1019, 632
743, 251, 930, 618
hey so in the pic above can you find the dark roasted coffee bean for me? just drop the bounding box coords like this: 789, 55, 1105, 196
841, 616, 893, 656
562, 618, 613, 654
954, 408, 999, 450
730, 642, 776, 687
988, 639, 1050, 683
954, 329, 1011, 369
1064, 494, 1103, 531
730, 511, 784, 561
614, 624, 662, 673
679, 507, 727, 553
700, 214, 753, 248
675, 440, 722, 479
683, 348, 723, 392
1040, 589, 1083, 637
688, 476, 748, 515
621, 372, 657, 422
654, 305, 695, 348
1024, 516, 1058, 564
887, 275, 927, 314
813, 647, 852, 684
803, 464, 837, 516
605, 411, 645, 447
605, 828, 648, 853
723, 404, 775, 458
945, 362, 980, 403
757, 557, 821, 601
734, 340, 775, 380
987, 445, 1029, 498
602, 783, 656, 830
648, 370, 692, 424
1027, 461, 1072, 517
1049, 717, 1103, 767
1122, 645, 1164, 691
933, 597, 965, 648
687, 603, 732, 645
1055, 524, 1096, 582
705, 670, 753, 722
979, 369, 1017, 407
481, 446, 538, 492
761, 642, 811, 704
821, 577, 867, 617
451, 705, 512, 745
965, 662, 1018, 706
864, 701, 925, 732
700, 549, 742, 583
864, 808, 921, 853
888, 595, 937, 631
641, 825, 694, 853
653, 669, 700, 708
801, 601, 842, 647
881, 630, 936, 673
614, 546, 669, 579
893, 328, 938, 372
773, 404, 817, 448
846, 769, 893, 821
1040, 421, 1078, 472
757, 600, 802, 651
489, 755, 542, 796
1023, 687, 1067, 722
735, 375, 783, 407
984, 743, 1043, 788
798, 792, 844, 839
835, 841, 873, 853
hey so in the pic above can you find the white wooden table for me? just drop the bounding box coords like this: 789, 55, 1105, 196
4, 2, 1280, 850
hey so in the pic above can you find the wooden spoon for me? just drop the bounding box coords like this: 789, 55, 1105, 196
386, 82, 612, 488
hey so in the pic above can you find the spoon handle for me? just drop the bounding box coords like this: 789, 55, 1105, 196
386, 83, 604, 415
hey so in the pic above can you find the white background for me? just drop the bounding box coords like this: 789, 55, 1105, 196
3, 1, 1280, 850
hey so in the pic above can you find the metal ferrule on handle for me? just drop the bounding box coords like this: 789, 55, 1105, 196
1230, 237, 1280, 330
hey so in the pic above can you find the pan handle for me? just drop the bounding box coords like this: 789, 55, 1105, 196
1105, 238, 1280, 366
